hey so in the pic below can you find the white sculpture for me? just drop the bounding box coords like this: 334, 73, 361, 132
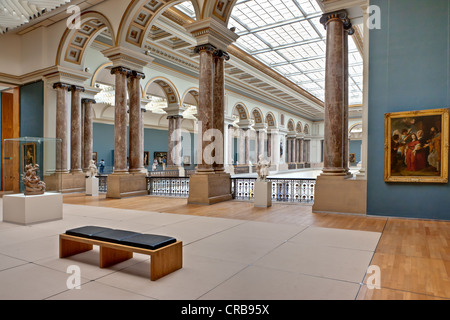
86, 160, 98, 177
256, 155, 271, 181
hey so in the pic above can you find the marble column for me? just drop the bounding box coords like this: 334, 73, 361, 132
244, 129, 250, 165
212, 49, 229, 172
128, 70, 146, 173
195, 44, 215, 173
227, 124, 234, 165
267, 132, 272, 160
69, 85, 85, 173
320, 11, 354, 176
141, 108, 146, 169
239, 128, 245, 165
53, 82, 70, 173
111, 66, 130, 174
82, 98, 96, 172
167, 115, 183, 167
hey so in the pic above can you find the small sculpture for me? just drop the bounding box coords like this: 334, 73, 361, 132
86, 160, 98, 178
23, 164, 46, 195
256, 155, 271, 181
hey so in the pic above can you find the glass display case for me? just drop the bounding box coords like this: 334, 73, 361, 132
3, 137, 62, 195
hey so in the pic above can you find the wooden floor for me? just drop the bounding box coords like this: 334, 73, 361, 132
63, 193, 450, 300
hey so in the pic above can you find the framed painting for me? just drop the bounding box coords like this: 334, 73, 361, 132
144, 151, 149, 166
92, 152, 97, 163
384, 108, 449, 183
22, 143, 36, 170
154, 152, 167, 165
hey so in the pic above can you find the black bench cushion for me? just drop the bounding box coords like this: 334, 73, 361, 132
120, 234, 177, 250
65, 226, 177, 250
66, 226, 113, 238
90, 229, 141, 244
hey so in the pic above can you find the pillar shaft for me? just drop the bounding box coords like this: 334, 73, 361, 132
82, 98, 96, 171
53, 82, 70, 173
111, 66, 130, 174
212, 50, 228, 172
70, 85, 84, 173
195, 45, 215, 173
320, 11, 354, 176
128, 70, 145, 173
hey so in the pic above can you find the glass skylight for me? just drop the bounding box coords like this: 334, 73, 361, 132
174, 0, 363, 105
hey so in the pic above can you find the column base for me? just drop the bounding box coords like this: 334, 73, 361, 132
45, 172, 86, 193
312, 175, 366, 215
106, 172, 147, 199
188, 172, 232, 205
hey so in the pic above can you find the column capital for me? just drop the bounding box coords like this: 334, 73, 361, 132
214, 49, 230, 61
320, 10, 355, 35
194, 43, 217, 54
81, 98, 96, 104
167, 114, 184, 120
69, 85, 85, 93
128, 70, 146, 80
111, 66, 131, 76
52, 82, 71, 90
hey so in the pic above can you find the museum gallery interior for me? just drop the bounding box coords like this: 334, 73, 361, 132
0, 0, 449, 302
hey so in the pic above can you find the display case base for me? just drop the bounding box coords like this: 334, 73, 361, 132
2, 193, 63, 225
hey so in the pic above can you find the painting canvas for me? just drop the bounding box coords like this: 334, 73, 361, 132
144, 151, 149, 166
22, 143, 36, 170
384, 108, 449, 183
154, 152, 167, 165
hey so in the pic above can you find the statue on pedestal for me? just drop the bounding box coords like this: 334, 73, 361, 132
23, 164, 46, 195
86, 160, 98, 177
256, 155, 271, 181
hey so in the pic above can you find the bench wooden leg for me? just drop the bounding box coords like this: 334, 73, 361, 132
100, 246, 133, 268
150, 241, 183, 281
60, 235, 93, 258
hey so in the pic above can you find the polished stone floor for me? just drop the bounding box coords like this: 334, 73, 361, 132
0, 199, 381, 300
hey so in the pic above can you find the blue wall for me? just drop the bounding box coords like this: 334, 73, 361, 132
367, 0, 450, 219
20, 81, 44, 138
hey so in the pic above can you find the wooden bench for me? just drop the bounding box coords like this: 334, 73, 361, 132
59, 226, 182, 281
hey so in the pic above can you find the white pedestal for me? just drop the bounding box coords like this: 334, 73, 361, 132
86, 177, 99, 196
3, 193, 63, 225
254, 181, 272, 208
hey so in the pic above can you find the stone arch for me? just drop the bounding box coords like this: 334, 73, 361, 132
57, 11, 116, 69
265, 112, 277, 128
251, 108, 264, 124
117, 0, 201, 49
232, 103, 249, 121
181, 88, 199, 106
296, 121, 303, 134
287, 119, 295, 132
144, 76, 181, 105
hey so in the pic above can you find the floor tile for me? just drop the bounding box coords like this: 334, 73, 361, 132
253, 241, 374, 283
96, 253, 248, 300
200, 265, 361, 300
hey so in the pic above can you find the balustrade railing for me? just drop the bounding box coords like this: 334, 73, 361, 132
146, 176, 190, 197
95, 175, 316, 203
232, 177, 316, 203
96, 175, 108, 192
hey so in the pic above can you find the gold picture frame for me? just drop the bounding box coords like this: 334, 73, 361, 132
384, 108, 449, 183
